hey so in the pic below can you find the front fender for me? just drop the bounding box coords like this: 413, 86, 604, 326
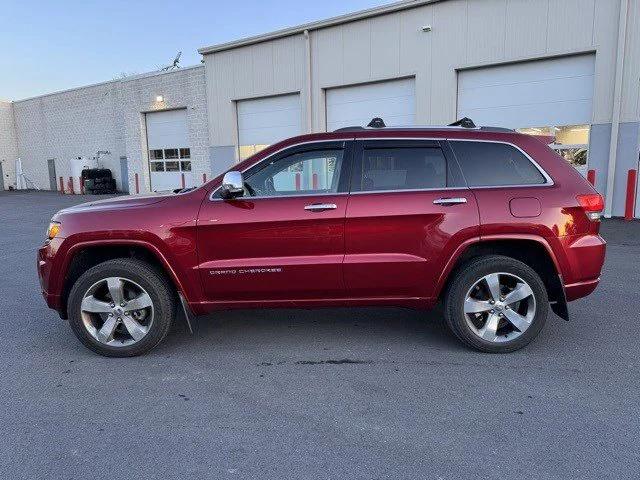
47, 232, 203, 319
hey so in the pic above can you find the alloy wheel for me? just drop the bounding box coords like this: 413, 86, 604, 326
463, 272, 536, 343
80, 277, 154, 347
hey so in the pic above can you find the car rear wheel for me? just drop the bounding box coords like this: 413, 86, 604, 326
444, 255, 548, 353
67, 259, 175, 357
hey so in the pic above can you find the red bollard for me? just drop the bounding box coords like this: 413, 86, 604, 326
59, 177, 65, 193
295, 172, 301, 191
68, 177, 74, 194
79, 176, 84, 194
134, 173, 139, 194
587, 169, 596, 187
624, 169, 637, 221
312, 173, 318, 190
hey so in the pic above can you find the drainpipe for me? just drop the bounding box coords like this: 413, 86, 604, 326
304, 29, 312, 133
604, 0, 629, 217
11, 101, 19, 189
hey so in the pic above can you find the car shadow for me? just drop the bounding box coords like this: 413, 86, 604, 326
160, 305, 465, 355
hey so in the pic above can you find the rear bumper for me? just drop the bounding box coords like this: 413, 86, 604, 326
562, 233, 606, 301
564, 277, 600, 301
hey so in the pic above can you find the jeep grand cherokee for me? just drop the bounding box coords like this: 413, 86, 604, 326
38, 120, 606, 357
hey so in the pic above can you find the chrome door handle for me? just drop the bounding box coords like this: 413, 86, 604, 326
433, 197, 468, 205
304, 203, 337, 211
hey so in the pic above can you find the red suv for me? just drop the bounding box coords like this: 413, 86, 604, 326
38, 119, 606, 357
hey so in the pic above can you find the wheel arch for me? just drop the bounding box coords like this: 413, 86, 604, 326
436, 236, 567, 320
59, 240, 187, 320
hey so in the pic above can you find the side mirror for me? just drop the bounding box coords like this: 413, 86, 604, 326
220, 171, 244, 199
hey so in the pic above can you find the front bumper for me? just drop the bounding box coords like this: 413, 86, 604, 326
37, 237, 65, 312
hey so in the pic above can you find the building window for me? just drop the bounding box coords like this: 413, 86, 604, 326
165, 161, 180, 172
518, 124, 590, 171
149, 148, 192, 172
164, 149, 179, 160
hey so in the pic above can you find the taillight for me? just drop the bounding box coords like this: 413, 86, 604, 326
576, 194, 604, 221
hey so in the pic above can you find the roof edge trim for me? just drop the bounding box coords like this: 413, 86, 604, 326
198, 0, 440, 55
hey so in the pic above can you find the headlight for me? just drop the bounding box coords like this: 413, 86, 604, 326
47, 221, 62, 239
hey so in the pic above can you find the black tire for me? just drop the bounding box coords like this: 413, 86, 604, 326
67, 259, 176, 357
444, 255, 549, 353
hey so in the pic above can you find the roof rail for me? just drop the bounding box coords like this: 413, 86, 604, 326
333, 126, 366, 132
479, 126, 515, 133
332, 117, 514, 133
448, 117, 476, 128
367, 117, 386, 128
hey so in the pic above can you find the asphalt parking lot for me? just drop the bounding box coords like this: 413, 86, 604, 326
1, 190, 639, 479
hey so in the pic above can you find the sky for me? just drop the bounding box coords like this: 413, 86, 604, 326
2, 0, 392, 100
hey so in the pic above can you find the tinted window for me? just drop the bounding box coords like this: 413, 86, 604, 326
244, 149, 343, 197
357, 147, 447, 191
451, 142, 546, 187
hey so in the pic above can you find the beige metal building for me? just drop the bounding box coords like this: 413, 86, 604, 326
1, 0, 638, 218
200, 0, 639, 217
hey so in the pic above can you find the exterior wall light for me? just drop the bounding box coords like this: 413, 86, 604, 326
155, 95, 164, 102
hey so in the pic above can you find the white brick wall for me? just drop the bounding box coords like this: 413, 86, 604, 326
120, 66, 210, 192
11, 65, 209, 193
13, 81, 125, 191
0, 100, 18, 190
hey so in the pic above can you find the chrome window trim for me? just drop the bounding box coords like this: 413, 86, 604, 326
209, 136, 555, 201
211, 191, 349, 202
350, 187, 468, 195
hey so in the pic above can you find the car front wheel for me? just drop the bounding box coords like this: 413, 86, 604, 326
444, 255, 549, 353
67, 259, 176, 357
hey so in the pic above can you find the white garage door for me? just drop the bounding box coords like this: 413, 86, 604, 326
326, 78, 416, 132
457, 55, 595, 129
237, 94, 302, 160
146, 109, 193, 192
